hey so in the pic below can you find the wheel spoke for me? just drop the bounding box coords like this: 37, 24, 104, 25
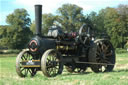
27, 54, 31, 60
96, 57, 100, 60
20, 68, 25, 72
24, 69, 28, 76
48, 68, 53, 75
101, 44, 105, 50
89, 40, 115, 73
97, 45, 101, 53
102, 46, 107, 53
96, 51, 100, 55
105, 51, 112, 56
103, 60, 111, 64
41, 49, 63, 77
23, 55, 27, 60
105, 45, 110, 53
28, 69, 32, 74
21, 56, 25, 60
16, 50, 37, 77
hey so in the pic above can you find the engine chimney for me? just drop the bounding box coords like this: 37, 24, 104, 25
35, 5, 42, 36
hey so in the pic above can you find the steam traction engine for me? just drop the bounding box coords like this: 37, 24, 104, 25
16, 5, 116, 77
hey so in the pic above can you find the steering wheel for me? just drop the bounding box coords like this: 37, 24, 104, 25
79, 24, 91, 45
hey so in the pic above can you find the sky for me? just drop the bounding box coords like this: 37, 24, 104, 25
0, 0, 128, 25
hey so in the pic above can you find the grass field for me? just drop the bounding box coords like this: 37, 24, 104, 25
0, 53, 128, 85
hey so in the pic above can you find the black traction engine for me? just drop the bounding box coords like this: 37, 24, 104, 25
16, 5, 116, 77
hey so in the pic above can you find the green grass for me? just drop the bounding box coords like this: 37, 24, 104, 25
0, 53, 128, 85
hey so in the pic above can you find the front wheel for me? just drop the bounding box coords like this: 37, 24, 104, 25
41, 49, 63, 77
16, 49, 37, 77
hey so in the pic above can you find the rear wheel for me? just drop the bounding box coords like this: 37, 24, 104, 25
41, 49, 63, 77
88, 40, 115, 72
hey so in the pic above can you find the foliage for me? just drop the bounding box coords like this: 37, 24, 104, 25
103, 7, 122, 48
31, 4, 87, 35
6, 9, 31, 28
87, 5, 128, 48
30, 13, 57, 35
0, 9, 32, 49
104, 6, 128, 48
0, 26, 10, 48
57, 4, 86, 32
117, 4, 128, 48
42, 13, 57, 34
116, 48, 127, 54
124, 41, 128, 48
87, 11, 98, 31
1, 4, 128, 49
30, 21, 35, 35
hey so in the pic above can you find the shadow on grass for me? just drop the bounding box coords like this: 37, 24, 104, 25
62, 69, 128, 77
13, 69, 128, 79
62, 71, 92, 76
112, 69, 128, 72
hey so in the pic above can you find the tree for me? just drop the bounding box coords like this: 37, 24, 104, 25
6, 9, 31, 29
87, 11, 99, 34
104, 7, 122, 48
88, 11, 97, 26
1, 9, 32, 49
30, 13, 56, 35
97, 9, 106, 32
0, 25, 7, 39
57, 4, 86, 32
117, 4, 128, 48
42, 13, 57, 34
102, 5, 128, 48
30, 21, 35, 34
0, 25, 8, 48
87, 5, 128, 48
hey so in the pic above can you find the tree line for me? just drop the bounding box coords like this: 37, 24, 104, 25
0, 4, 128, 49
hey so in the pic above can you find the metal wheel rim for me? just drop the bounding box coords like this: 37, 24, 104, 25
91, 40, 115, 72
41, 49, 63, 77
96, 41, 115, 72
16, 50, 37, 77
